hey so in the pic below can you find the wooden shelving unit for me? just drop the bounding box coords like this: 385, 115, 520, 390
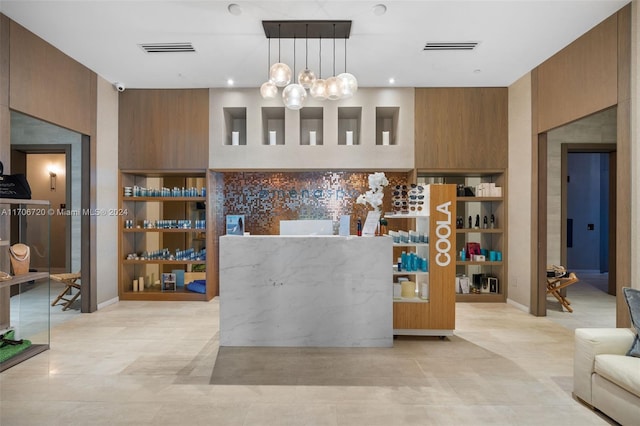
418, 170, 508, 302
117, 172, 215, 301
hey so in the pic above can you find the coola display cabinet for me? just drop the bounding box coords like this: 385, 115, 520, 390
118, 171, 215, 301
385, 184, 456, 336
0, 198, 51, 371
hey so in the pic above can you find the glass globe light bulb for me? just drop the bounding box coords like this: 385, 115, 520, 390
337, 73, 358, 99
282, 83, 307, 110
325, 76, 342, 100
310, 78, 327, 100
269, 62, 292, 87
260, 81, 278, 99
298, 68, 316, 89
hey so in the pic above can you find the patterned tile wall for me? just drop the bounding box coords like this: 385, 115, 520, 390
213, 171, 408, 236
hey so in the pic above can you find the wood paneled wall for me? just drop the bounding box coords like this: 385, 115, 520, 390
536, 13, 618, 133
9, 20, 96, 136
414, 88, 508, 170
531, 5, 631, 326
118, 89, 209, 170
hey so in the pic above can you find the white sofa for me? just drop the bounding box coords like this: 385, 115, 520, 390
574, 328, 640, 425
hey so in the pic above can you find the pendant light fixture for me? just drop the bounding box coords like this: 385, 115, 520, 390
310, 36, 327, 100
325, 24, 342, 100
337, 34, 358, 99
282, 36, 307, 110
297, 24, 316, 89
269, 24, 292, 87
260, 37, 278, 99
261, 20, 354, 108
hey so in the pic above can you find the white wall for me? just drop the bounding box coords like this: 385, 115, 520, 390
95, 76, 119, 306
210, 88, 415, 170
507, 73, 533, 308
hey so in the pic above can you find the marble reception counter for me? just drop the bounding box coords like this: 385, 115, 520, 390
219, 235, 393, 347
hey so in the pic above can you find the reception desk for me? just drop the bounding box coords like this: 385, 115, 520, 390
219, 235, 393, 347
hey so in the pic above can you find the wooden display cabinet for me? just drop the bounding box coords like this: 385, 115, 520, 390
118, 171, 215, 301
385, 184, 456, 336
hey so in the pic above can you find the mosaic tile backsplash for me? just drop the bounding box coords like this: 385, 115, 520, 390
215, 171, 408, 236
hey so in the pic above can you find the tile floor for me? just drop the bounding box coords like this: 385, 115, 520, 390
0, 283, 619, 426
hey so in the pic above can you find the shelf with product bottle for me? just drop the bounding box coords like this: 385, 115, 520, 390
418, 169, 507, 303
118, 171, 214, 301
385, 183, 456, 337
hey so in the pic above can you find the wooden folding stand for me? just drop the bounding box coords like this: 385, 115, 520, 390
50, 272, 82, 311
546, 272, 579, 313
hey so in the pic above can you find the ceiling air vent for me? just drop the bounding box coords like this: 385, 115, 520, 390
423, 42, 479, 51
139, 42, 196, 53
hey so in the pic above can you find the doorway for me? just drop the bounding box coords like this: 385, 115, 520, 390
10, 111, 86, 315
563, 147, 616, 295
538, 108, 618, 322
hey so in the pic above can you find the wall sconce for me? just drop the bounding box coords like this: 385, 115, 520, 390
49, 170, 57, 191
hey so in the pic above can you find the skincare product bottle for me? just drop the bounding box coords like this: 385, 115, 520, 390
357, 218, 362, 236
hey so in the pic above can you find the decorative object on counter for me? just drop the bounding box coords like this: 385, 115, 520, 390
356, 172, 388, 212
226, 215, 245, 235
9, 243, 30, 275
0, 271, 11, 282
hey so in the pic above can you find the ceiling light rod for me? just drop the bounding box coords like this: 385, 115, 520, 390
262, 20, 351, 39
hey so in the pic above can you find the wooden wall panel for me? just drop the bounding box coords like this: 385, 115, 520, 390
415, 88, 508, 170
118, 89, 209, 170
428, 184, 456, 329
9, 20, 95, 135
536, 13, 618, 133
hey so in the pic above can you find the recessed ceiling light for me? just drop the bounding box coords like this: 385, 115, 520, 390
373, 4, 387, 16
227, 79, 234, 86
473, 69, 482, 74
388, 77, 395, 84
227, 3, 242, 16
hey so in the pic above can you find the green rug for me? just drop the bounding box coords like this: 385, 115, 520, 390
0, 330, 32, 363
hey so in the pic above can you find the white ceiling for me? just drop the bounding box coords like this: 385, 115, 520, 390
0, 1, 630, 89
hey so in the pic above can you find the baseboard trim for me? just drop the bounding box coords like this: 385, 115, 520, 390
97, 297, 119, 310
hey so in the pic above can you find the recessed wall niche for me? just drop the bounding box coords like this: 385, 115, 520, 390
262, 107, 285, 145
223, 107, 246, 145
376, 107, 399, 145
300, 107, 323, 145
338, 107, 361, 145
